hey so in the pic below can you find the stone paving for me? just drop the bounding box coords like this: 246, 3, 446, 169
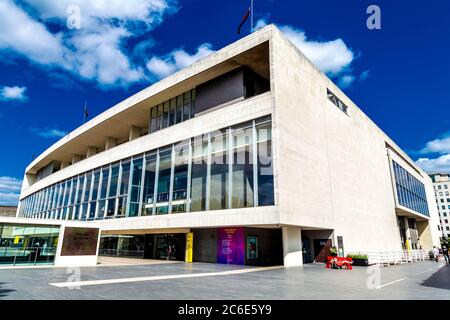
0, 259, 449, 300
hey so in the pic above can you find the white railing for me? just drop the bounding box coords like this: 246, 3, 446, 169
365, 249, 429, 266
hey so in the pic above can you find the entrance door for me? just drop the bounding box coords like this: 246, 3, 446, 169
302, 238, 313, 263
313, 239, 331, 263
144, 234, 186, 261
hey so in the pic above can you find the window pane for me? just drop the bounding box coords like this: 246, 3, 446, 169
91, 169, 100, 201
191, 137, 208, 212
84, 173, 92, 203
106, 198, 116, 217
157, 104, 163, 131
142, 153, 157, 216
172, 142, 189, 213
162, 101, 169, 129
176, 95, 183, 123
88, 202, 96, 220
117, 196, 127, 216
169, 98, 176, 126
150, 107, 158, 133
183, 92, 191, 120
108, 164, 119, 198
120, 160, 131, 195
257, 139, 274, 206
100, 167, 109, 199
232, 124, 254, 208
97, 200, 106, 219
210, 130, 229, 210
156, 148, 172, 214
128, 157, 143, 217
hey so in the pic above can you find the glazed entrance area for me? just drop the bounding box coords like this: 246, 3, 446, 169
99, 227, 283, 266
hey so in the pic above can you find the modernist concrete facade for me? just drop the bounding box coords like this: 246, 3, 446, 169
430, 173, 450, 238
15, 25, 440, 267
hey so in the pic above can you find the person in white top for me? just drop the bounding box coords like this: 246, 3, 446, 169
432, 246, 440, 262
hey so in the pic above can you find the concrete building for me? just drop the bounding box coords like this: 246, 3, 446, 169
430, 173, 450, 238
0, 206, 17, 217
14, 25, 440, 267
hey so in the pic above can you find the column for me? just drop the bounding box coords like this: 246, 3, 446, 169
282, 226, 303, 267
129, 126, 141, 141
105, 137, 117, 150
86, 146, 97, 158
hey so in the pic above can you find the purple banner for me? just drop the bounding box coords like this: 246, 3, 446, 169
217, 227, 245, 265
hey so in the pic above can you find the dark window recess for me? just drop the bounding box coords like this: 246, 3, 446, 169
327, 89, 348, 115
196, 67, 269, 114
36, 160, 62, 182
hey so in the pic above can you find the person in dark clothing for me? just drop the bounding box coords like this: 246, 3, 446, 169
442, 245, 449, 264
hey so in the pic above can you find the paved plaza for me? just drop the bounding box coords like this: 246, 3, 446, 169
0, 259, 449, 300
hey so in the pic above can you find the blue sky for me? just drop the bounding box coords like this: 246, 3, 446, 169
0, 0, 449, 205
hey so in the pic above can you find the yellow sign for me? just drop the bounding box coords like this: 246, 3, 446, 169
14, 236, 21, 244
185, 232, 193, 263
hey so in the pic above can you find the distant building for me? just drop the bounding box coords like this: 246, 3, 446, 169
429, 173, 450, 238
0, 206, 17, 217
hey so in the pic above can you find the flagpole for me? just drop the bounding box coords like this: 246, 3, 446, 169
83, 101, 87, 124
251, 0, 254, 33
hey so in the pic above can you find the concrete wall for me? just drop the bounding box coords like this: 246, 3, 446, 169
270, 27, 436, 253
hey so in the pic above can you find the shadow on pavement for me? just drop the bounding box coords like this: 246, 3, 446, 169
0, 282, 15, 298
421, 264, 450, 290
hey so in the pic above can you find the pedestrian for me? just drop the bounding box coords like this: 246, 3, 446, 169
442, 245, 449, 264
432, 246, 440, 262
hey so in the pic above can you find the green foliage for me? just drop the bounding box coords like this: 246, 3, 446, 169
440, 236, 450, 248
347, 253, 368, 260
329, 246, 338, 256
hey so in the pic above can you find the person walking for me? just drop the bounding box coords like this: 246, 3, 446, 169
432, 246, 440, 262
442, 245, 449, 264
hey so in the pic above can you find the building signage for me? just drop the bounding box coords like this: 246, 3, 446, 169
185, 232, 193, 263
247, 236, 258, 259
60, 227, 99, 256
217, 227, 244, 265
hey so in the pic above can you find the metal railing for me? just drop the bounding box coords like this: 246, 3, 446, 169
365, 249, 430, 266
0, 246, 57, 266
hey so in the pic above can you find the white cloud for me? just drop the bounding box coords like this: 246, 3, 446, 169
338, 75, 355, 89
0, 176, 22, 193
416, 155, 450, 174
255, 19, 356, 84
420, 134, 450, 155
147, 43, 214, 79
279, 24, 354, 76
0, 176, 22, 206
0, 0, 177, 87
0, 0, 64, 66
0, 86, 28, 101
415, 133, 450, 173
31, 128, 68, 138
0, 193, 20, 206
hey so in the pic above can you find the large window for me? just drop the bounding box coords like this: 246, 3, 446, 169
392, 160, 429, 216
156, 148, 172, 215
191, 136, 208, 212
172, 142, 189, 213
232, 122, 254, 208
149, 89, 195, 134
128, 157, 143, 217
142, 153, 156, 216
256, 117, 274, 206
19, 116, 275, 220
210, 129, 229, 210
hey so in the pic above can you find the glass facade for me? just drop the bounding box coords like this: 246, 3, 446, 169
149, 89, 195, 134
0, 223, 59, 265
19, 116, 275, 221
392, 160, 429, 216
